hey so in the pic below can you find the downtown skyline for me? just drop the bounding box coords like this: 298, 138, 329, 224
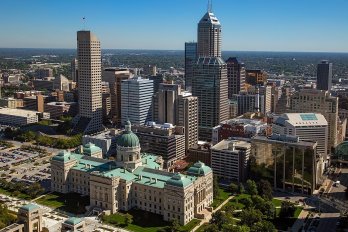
0, 0, 348, 52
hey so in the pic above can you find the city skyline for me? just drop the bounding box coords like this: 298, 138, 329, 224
0, 0, 347, 52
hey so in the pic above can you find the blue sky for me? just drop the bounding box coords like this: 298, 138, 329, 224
0, 0, 347, 52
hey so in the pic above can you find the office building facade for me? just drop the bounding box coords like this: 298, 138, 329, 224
316, 60, 332, 91
226, 57, 246, 98
184, 42, 197, 91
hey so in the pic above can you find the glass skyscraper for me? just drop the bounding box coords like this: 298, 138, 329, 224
184, 42, 197, 91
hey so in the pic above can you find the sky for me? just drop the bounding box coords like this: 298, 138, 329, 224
0, 0, 347, 52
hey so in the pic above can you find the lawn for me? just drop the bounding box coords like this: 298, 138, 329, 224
35, 192, 89, 215
102, 209, 200, 232
0, 187, 31, 200
273, 206, 303, 230
222, 194, 251, 210
211, 188, 231, 208
195, 223, 210, 232
272, 198, 283, 207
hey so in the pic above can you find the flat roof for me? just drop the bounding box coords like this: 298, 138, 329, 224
0, 108, 39, 117
212, 139, 250, 151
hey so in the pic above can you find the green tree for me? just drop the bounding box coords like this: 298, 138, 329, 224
213, 176, 220, 199
250, 221, 276, 232
124, 213, 133, 226
240, 208, 262, 227
223, 225, 250, 232
169, 219, 181, 232
239, 183, 245, 194
240, 197, 253, 208
210, 211, 233, 230
246, 180, 258, 196
229, 183, 239, 195
203, 224, 219, 232
279, 201, 296, 218
257, 179, 273, 200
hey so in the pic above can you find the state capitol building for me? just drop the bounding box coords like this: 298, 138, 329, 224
51, 121, 213, 225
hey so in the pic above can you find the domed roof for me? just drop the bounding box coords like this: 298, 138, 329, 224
187, 161, 212, 176
117, 121, 140, 148
335, 141, 348, 156
64, 217, 82, 225
166, 173, 192, 188
52, 150, 74, 162
83, 142, 102, 154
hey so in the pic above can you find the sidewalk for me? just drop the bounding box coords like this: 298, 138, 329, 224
192, 195, 234, 232
291, 208, 308, 232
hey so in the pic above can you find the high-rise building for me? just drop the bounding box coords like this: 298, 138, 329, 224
272, 113, 328, 159
121, 77, 153, 126
197, 11, 221, 57
193, 9, 228, 141
317, 60, 332, 91
192, 57, 229, 141
154, 83, 198, 150
226, 57, 246, 98
73, 31, 103, 134
143, 65, 157, 76
102, 68, 131, 125
233, 92, 265, 116
35, 68, 53, 79
184, 42, 197, 91
289, 89, 339, 150
71, 58, 78, 82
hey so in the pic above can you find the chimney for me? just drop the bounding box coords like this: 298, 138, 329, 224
139, 175, 142, 180
154, 178, 157, 183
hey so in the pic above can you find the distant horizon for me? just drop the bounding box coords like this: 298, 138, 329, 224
1, 47, 348, 55
0, 0, 347, 52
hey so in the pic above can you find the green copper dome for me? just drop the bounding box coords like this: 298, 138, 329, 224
117, 121, 140, 147
52, 150, 74, 162
166, 173, 192, 188
64, 217, 82, 225
83, 142, 102, 154
187, 161, 212, 176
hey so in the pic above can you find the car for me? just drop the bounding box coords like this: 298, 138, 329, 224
285, 196, 291, 199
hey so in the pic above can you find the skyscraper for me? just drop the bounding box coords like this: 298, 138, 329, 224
192, 8, 229, 141
71, 58, 78, 83
197, 10, 221, 57
184, 42, 197, 91
317, 60, 332, 91
121, 77, 153, 126
226, 57, 246, 98
73, 31, 103, 134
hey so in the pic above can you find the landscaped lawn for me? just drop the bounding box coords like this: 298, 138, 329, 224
195, 223, 210, 232
222, 193, 251, 210
272, 198, 283, 207
211, 188, 231, 208
0, 187, 31, 200
102, 209, 200, 232
35, 192, 89, 215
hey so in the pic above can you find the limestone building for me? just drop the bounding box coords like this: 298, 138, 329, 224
51, 121, 213, 225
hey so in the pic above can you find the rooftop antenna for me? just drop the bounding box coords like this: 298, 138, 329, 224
207, 0, 213, 13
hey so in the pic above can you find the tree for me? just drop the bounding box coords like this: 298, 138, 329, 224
240, 208, 263, 227
203, 224, 219, 232
213, 176, 220, 199
210, 211, 233, 230
240, 197, 253, 209
124, 213, 133, 226
229, 183, 239, 195
223, 225, 250, 232
257, 179, 273, 200
246, 180, 258, 196
169, 219, 181, 232
251, 196, 275, 219
251, 221, 276, 232
279, 201, 296, 218
239, 183, 245, 194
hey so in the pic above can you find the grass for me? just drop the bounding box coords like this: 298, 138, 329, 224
223, 193, 251, 210
35, 192, 89, 215
0, 187, 32, 200
102, 209, 200, 232
195, 223, 210, 232
211, 188, 231, 208
272, 198, 283, 207
273, 206, 303, 230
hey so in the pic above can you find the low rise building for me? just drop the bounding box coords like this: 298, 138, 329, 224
187, 142, 211, 166
251, 134, 323, 195
0, 108, 40, 126
44, 101, 78, 119
82, 129, 121, 157
211, 140, 250, 183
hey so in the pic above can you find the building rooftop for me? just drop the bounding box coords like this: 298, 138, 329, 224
196, 57, 226, 66
0, 108, 40, 117
83, 142, 102, 155
199, 12, 220, 25
275, 113, 328, 126
253, 135, 317, 148
64, 217, 82, 225
212, 139, 251, 151
20, 203, 39, 211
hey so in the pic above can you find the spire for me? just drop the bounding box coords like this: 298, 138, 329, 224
207, 0, 212, 13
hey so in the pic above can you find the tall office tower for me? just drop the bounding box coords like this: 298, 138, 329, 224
121, 77, 153, 126
156, 83, 198, 150
73, 31, 103, 134
233, 92, 265, 116
197, 9, 221, 57
289, 89, 339, 150
184, 42, 197, 91
273, 113, 328, 158
71, 58, 78, 82
192, 57, 229, 140
101, 82, 111, 121
226, 57, 246, 98
102, 68, 131, 125
248, 86, 272, 114
275, 87, 291, 114
317, 60, 333, 91
193, 9, 228, 141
